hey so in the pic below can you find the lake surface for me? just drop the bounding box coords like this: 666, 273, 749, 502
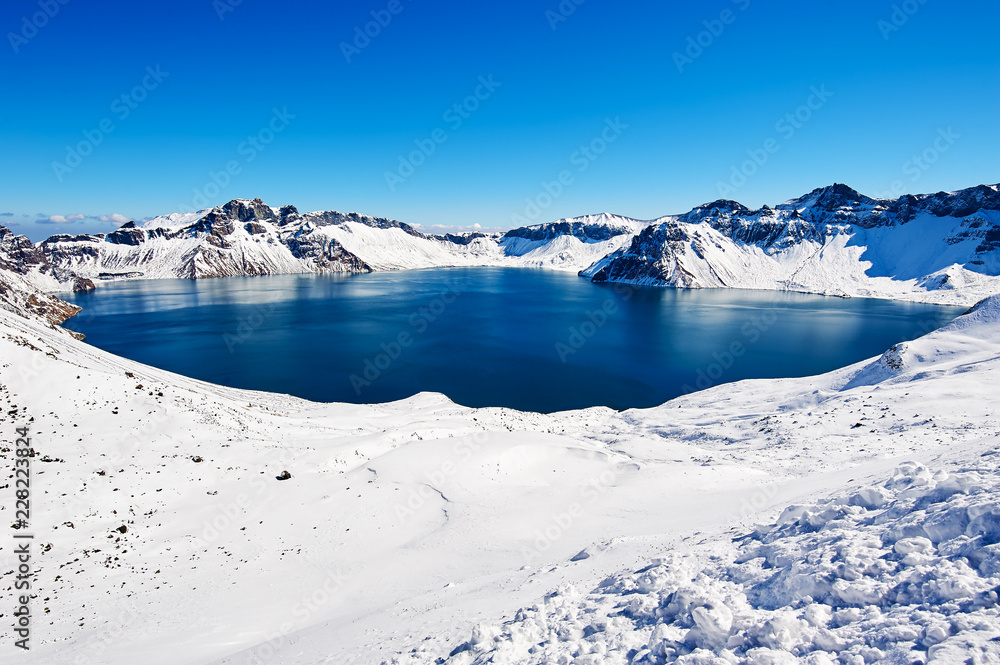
62, 269, 964, 413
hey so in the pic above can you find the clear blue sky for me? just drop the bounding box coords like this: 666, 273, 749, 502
1, 0, 998, 240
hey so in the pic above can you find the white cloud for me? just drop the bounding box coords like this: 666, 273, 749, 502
43, 213, 86, 224
98, 213, 131, 225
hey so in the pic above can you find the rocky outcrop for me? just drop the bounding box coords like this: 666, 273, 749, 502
0, 227, 83, 335
774, 182, 1000, 227
503, 220, 637, 243
443, 232, 488, 246
301, 209, 426, 238
0, 225, 50, 274
0, 271, 80, 325
72, 277, 96, 292
589, 223, 708, 288
222, 198, 277, 224
21, 290, 81, 328
105, 222, 146, 246
285, 233, 372, 273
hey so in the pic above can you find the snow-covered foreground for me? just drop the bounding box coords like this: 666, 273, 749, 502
1, 292, 999, 664
420, 465, 1000, 665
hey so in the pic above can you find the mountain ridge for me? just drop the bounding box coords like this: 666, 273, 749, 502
583, 182, 1000, 305
2, 182, 999, 309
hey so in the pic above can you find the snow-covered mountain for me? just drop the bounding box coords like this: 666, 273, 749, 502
27, 200, 647, 287
39, 199, 483, 281
3, 182, 1000, 309
500, 213, 652, 271
583, 183, 1000, 305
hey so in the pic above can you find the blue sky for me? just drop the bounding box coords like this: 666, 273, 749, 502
1, 0, 998, 241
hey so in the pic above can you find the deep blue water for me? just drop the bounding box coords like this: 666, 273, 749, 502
61, 269, 964, 413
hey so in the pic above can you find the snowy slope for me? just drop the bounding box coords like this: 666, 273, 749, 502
499, 213, 653, 271
403, 296, 1000, 664
141, 209, 214, 231
1, 260, 999, 665
312, 221, 503, 271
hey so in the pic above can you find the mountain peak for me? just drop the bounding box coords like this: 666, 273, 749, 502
220, 198, 278, 223
780, 183, 877, 212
